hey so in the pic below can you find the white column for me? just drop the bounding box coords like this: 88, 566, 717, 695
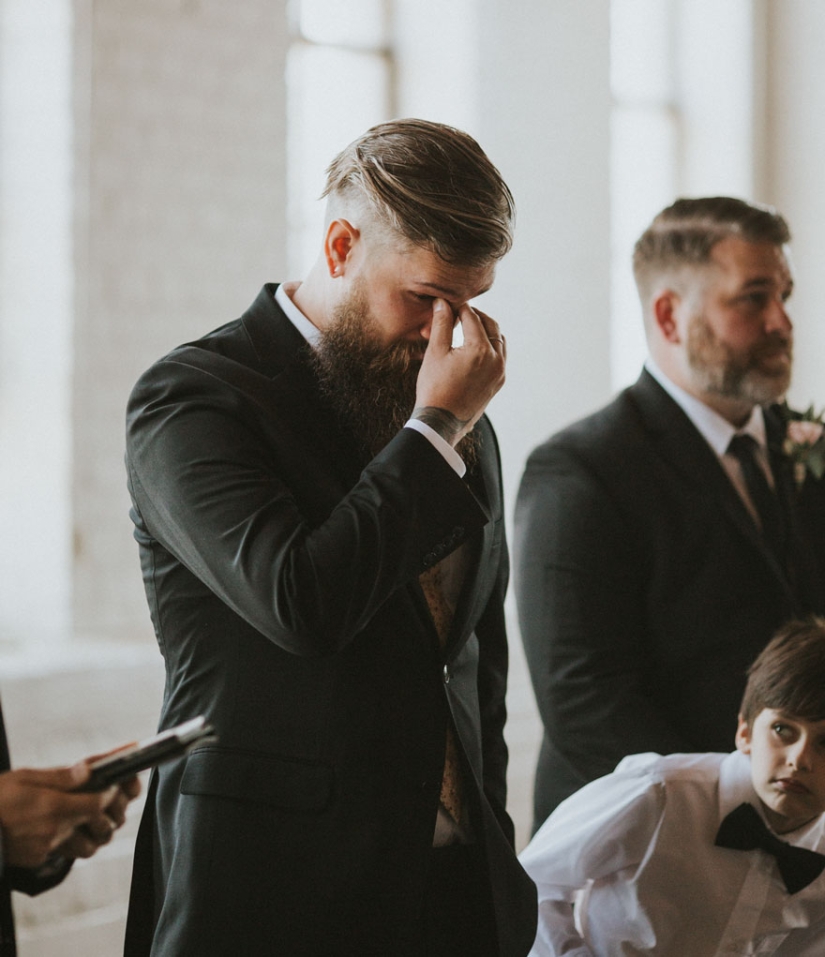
0, 0, 74, 647
677, 0, 760, 198
393, 0, 481, 133
469, 0, 613, 850
763, 1, 825, 410
474, 0, 614, 510
71, 0, 289, 641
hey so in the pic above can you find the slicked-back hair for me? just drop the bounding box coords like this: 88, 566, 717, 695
633, 196, 791, 299
322, 118, 515, 267
740, 618, 825, 727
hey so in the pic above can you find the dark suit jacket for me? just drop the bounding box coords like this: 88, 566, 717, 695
123, 285, 536, 956
0, 705, 72, 956
514, 369, 825, 830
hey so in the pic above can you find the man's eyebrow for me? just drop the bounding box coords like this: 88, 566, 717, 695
740, 276, 794, 291
413, 281, 493, 299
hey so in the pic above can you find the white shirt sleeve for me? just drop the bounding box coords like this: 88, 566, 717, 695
519, 757, 666, 956
403, 418, 466, 477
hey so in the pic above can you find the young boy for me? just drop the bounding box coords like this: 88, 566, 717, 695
519, 618, 825, 956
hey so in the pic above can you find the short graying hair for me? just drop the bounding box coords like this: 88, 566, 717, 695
322, 118, 515, 267
633, 196, 790, 300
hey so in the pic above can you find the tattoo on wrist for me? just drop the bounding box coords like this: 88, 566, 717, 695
411, 407, 470, 443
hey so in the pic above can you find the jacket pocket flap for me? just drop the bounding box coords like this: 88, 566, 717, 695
180, 747, 333, 811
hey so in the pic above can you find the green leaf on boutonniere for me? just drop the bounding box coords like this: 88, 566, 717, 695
808, 443, 825, 480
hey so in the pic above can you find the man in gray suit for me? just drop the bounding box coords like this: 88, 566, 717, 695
515, 197, 825, 831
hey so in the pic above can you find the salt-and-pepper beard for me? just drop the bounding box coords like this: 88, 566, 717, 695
311, 283, 479, 468
686, 311, 793, 407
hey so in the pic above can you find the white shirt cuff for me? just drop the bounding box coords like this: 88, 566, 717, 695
404, 419, 466, 477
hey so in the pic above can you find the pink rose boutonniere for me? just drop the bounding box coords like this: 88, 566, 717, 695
780, 403, 825, 488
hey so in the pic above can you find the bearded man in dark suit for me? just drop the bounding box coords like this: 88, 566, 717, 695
515, 197, 825, 831
124, 119, 536, 957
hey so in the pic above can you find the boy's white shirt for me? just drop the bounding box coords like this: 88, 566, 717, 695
519, 750, 825, 957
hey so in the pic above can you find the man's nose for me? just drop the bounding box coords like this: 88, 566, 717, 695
766, 298, 793, 336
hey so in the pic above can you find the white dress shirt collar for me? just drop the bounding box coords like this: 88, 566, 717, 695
274, 282, 322, 347
644, 357, 767, 455
718, 748, 762, 819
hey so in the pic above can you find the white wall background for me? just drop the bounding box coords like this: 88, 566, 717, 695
1, 0, 824, 951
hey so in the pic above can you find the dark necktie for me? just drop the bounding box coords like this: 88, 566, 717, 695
715, 802, 825, 893
727, 433, 783, 558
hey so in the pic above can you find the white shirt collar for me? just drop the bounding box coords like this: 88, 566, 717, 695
718, 749, 763, 820
274, 282, 322, 348
644, 358, 767, 457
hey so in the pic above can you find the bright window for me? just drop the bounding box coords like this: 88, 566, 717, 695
286, 0, 394, 275
609, 0, 758, 390
609, 0, 679, 390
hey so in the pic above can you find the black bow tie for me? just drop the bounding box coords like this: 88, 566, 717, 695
715, 802, 825, 894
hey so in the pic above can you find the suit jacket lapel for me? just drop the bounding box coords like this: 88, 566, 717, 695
766, 405, 823, 611
629, 371, 799, 605
442, 420, 500, 656
239, 284, 366, 494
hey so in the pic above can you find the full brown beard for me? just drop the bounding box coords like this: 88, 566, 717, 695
686, 312, 793, 407
310, 283, 479, 467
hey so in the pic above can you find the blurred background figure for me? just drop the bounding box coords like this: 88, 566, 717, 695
0, 702, 140, 956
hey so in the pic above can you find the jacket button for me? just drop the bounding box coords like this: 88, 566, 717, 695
443, 664, 451, 684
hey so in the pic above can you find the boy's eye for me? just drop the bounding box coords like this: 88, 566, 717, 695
772, 723, 794, 739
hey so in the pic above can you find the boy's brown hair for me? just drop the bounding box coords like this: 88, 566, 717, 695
740, 617, 825, 726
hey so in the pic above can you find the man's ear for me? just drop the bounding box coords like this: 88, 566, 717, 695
324, 219, 360, 277
735, 714, 752, 755
651, 289, 682, 344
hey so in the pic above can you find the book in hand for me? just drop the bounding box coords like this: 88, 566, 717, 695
76, 716, 217, 792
